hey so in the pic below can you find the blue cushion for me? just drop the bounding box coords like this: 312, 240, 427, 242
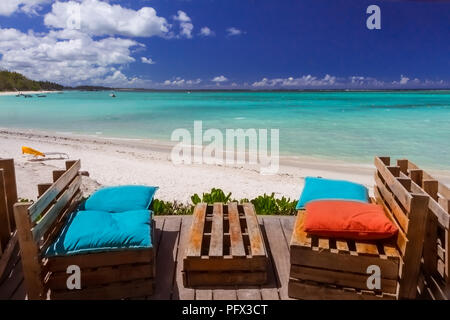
296, 177, 369, 209
85, 185, 158, 213
44, 210, 152, 257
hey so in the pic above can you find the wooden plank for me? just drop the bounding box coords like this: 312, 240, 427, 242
0, 159, 18, 231
423, 212, 438, 276
46, 249, 153, 272
184, 256, 266, 271
401, 171, 449, 229
195, 289, 212, 300
228, 202, 246, 257
51, 278, 153, 300
186, 271, 266, 286
172, 216, 195, 300
263, 217, 292, 300
374, 173, 409, 233
32, 176, 81, 241
409, 169, 423, 186
237, 287, 261, 300
290, 210, 311, 248
375, 157, 412, 212
290, 265, 398, 294
355, 242, 379, 257
47, 264, 154, 291
13, 203, 45, 300
397, 159, 409, 174
0, 170, 11, 249
259, 219, 280, 300
0, 233, 18, 280
398, 193, 429, 300
212, 288, 237, 300
243, 203, 265, 257
288, 279, 396, 300
290, 246, 399, 280
37, 184, 52, 198
152, 217, 181, 300
185, 203, 207, 257
52, 170, 66, 183
336, 240, 350, 253
209, 203, 223, 257
423, 179, 439, 201
29, 160, 81, 222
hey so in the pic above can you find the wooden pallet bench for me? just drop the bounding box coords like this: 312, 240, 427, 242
14, 160, 155, 300
288, 156, 430, 300
183, 202, 268, 287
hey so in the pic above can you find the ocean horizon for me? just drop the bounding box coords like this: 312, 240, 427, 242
1, 90, 449, 170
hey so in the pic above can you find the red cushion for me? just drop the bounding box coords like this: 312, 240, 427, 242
304, 200, 398, 240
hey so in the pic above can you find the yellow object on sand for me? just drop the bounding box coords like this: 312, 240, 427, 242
22, 146, 45, 157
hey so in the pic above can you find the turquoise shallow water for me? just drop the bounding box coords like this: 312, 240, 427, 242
0, 91, 449, 169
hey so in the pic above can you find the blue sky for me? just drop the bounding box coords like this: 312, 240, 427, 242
0, 0, 449, 89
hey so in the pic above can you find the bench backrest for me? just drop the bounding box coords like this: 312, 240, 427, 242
14, 160, 83, 299
396, 158, 450, 299
374, 156, 429, 299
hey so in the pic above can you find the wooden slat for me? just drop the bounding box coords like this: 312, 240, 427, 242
47, 264, 154, 291
407, 160, 450, 200
172, 216, 195, 300
355, 242, 379, 257
288, 279, 396, 300
243, 203, 265, 257
29, 160, 81, 222
46, 249, 153, 272
0, 170, 11, 249
0, 159, 18, 231
398, 193, 429, 300
290, 265, 398, 294
32, 176, 81, 241
0, 233, 18, 280
374, 175, 409, 232
213, 289, 237, 300
290, 210, 311, 248
423, 179, 439, 201
185, 203, 207, 257
152, 217, 181, 300
51, 278, 153, 300
228, 202, 245, 257
401, 172, 449, 229
209, 203, 223, 257
336, 240, 350, 253
375, 156, 412, 212
186, 271, 266, 286
37, 184, 52, 198
13, 203, 44, 300
397, 159, 409, 174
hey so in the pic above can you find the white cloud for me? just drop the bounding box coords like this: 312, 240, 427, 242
227, 27, 243, 36
199, 26, 214, 37
141, 57, 156, 65
0, 0, 50, 16
173, 10, 193, 39
44, 0, 170, 38
212, 75, 228, 83
0, 27, 144, 86
163, 77, 201, 86
252, 75, 336, 87
399, 75, 409, 85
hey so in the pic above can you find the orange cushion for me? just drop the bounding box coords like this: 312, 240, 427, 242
304, 200, 398, 240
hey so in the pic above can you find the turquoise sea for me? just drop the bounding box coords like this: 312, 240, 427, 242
0, 91, 449, 170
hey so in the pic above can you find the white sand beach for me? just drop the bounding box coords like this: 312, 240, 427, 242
0, 91, 61, 96
1, 129, 449, 203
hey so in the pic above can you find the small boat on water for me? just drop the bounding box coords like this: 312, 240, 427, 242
110, 92, 116, 98
37, 94, 47, 98
24, 94, 33, 98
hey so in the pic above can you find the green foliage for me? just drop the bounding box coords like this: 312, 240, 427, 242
0, 70, 63, 92
152, 199, 193, 216
153, 188, 297, 216
191, 188, 232, 205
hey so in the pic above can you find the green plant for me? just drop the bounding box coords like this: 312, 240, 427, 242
152, 199, 193, 215
191, 188, 232, 205
251, 193, 297, 215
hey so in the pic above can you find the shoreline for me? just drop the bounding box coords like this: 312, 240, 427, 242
0, 90, 61, 96
1, 128, 449, 202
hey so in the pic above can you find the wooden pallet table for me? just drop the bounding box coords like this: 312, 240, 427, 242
183, 202, 268, 287
288, 156, 430, 300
